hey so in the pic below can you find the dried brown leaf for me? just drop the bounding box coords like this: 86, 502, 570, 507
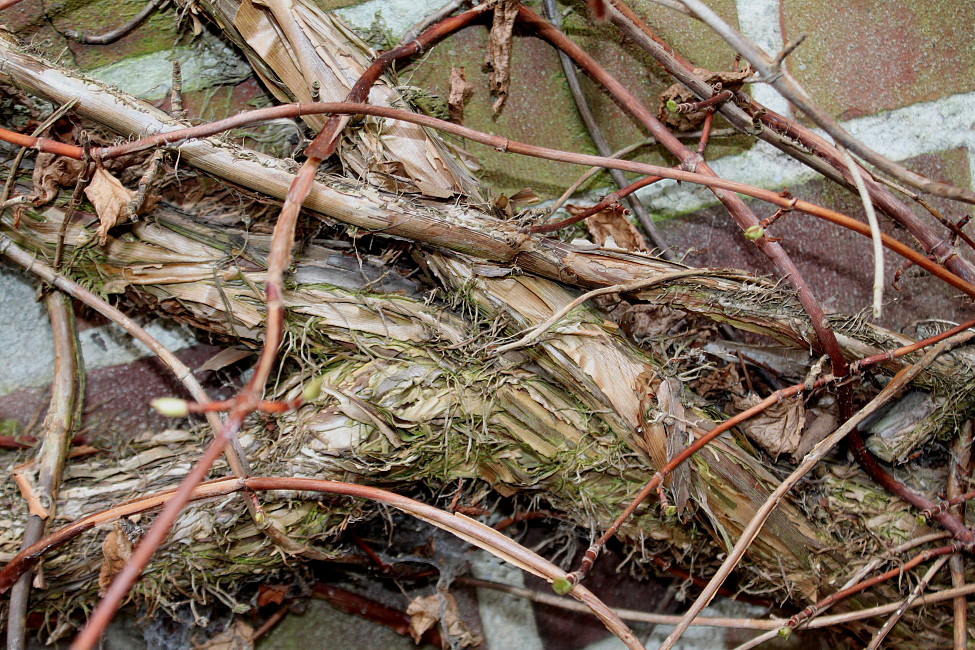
483, 0, 518, 115
194, 621, 255, 650
256, 583, 289, 607
406, 593, 481, 648
508, 187, 540, 206
577, 204, 650, 253
197, 347, 254, 373
30, 152, 86, 205
792, 399, 837, 462
658, 65, 753, 131
97, 523, 133, 596
84, 167, 136, 246
730, 392, 805, 458
448, 66, 474, 124
692, 363, 741, 399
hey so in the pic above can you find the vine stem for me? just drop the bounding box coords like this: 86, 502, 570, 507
0, 232, 322, 559
69, 5, 500, 647
5, 292, 79, 650
0, 476, 643, 649
865, 555, 950, 649
606, 0, 975, 285
2, 103, 972, 298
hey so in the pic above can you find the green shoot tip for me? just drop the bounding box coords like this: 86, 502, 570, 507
552, 577, 573, 595
302, 377, 324, 402
744, 225, 765, 240
151, 397, 189, 418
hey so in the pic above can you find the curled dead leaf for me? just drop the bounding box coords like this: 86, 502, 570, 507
730, 392, 805, 458
84, 167, 137, 246
658, 65, 754, 131
577, 204, 650, 253
483, 0, 518, 114
193, 620, 255, 650
97, 522, 134, 596
406, 592, 481, 648
30, 152, 87, 205
448, 66, 474, 124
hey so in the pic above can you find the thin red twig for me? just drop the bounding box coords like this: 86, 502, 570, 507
788, 544, 958, 629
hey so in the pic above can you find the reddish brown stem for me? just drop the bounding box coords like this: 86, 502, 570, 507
596, 0, 974, 563
788, 544, 958, 629
529, 174, 663, 233
671, 89, 733, 114
696, 109, 714, 155
607, 0, 975, 285
70, 8, 494, 647
847, 433, 972, 545
523, 1, 965, 588
71, 415, 245, 649
186, 397, 303, 414
312, 583, 443, 647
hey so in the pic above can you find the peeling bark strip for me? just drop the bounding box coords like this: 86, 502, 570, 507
483, 0, 518, 114
201, 0, 479, 196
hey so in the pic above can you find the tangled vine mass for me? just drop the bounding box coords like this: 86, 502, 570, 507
1, 0, 975, 648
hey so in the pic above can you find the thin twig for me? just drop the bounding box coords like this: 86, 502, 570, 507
541, 0, 673, 259
0, 98, 78, 215
399, 0, 468, 45
63, 0, 167, 45
71, 7, 497, 647
606, 0, 975, 286
659, 333, 972, 649
789, 544, 958, 631
948, 419, 973, 649
865, 555, 949, 650
841, 147, 884, 317
545, 137, 655, 215
0, 476, 644, 650
496, 269, 710, 352
3, 102, 971, 298
458, 577, 781, 630
529, 173, 663, 233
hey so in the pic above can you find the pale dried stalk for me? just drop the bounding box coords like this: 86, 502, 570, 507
841, 148, 884, 318
3, 201, 837, 602
189, 0, 477, 197
948, 420, 973, 649
6, 292, 79, 650
0, 231, 331, 563
541, 0, 669, 256
2, 36, 972, 362
607, 0, 975, 286
495, 269, 710, 352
